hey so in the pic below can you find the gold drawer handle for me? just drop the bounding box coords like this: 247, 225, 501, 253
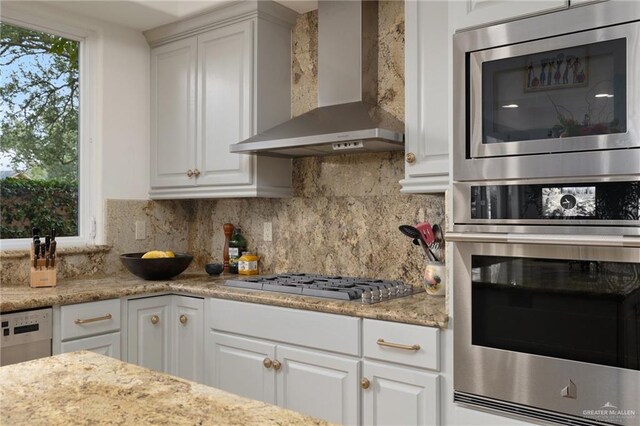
361, 378, 370, 390
377, 338, 420, 351
272, 360, 282, 371
151, 315, 160, 325
187, 169, 194, 178
179, 314, 188, 325
74, 313, 112, 325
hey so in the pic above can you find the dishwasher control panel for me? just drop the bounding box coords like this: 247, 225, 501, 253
0, 308, 52, 347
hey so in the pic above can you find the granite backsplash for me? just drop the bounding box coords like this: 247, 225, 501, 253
0, 1, 445, 288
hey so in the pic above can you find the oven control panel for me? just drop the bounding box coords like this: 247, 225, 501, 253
0, 308, 52, 346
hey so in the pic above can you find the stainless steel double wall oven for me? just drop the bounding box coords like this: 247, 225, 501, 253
451, 3, 640, 425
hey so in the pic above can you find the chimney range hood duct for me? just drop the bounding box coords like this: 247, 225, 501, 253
229, 0, 404, 158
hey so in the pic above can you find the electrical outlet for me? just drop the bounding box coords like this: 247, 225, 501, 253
135, 221, 146, 240
263, 222, 273, 242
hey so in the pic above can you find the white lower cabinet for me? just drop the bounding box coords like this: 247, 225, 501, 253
277, 345, 359, 425
362, 319, 440, 425
127, 295, 172, 373
208, 331, 359, 425
362, 361, 439, 426
60, 332, 121, 359
127, 295, 204, 382
210, 332, 276, 404
207, 299, 361, 425
56, 298, 122, 360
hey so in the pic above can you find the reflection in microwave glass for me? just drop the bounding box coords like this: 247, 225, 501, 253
542, 186, 595, 217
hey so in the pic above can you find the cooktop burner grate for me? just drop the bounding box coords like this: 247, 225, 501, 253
224, 273, 420, 303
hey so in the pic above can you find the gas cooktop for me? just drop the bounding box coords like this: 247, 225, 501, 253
224, 273, 420, 304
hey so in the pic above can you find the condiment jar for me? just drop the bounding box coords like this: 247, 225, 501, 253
238, 252, 259, 275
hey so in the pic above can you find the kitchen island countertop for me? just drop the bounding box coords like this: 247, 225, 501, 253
0, 273, 448, 328
0, 351, 329, 425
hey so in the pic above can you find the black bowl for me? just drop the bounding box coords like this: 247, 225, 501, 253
205, 263, 224, 276
120, 253, 193, 280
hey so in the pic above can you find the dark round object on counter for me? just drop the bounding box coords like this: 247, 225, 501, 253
205, 263, 224, 276
120, 253, 193, 280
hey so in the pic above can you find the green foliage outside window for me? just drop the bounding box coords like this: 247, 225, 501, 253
0, 178, 78, 239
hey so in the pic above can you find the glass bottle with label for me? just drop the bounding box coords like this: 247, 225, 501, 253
238, 252, 259, 275
228, 228, 247, 274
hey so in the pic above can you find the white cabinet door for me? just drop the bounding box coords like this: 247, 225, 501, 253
127, 296, 172, 373
172, 296, 204, 382
150, 38, 197, 188
208, 332, 277, 404
276, 345, 359, 426
400, 1, 450, 194
449, 0, 568, 31
362, 361, 440, 426
60, 332, 121, 360
196, 21, 253, 187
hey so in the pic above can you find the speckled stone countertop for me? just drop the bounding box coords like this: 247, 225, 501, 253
0, 273, 448, 328
0, 351, 329, 425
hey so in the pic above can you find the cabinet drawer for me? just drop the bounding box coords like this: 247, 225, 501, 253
60, 332, 121, 360
363, 319, 439, 370
209, 299, 361, 356
60, 299, 121, 341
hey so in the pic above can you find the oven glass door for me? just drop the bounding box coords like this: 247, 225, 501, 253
471, 254, 640, 371
470, 21, 639, 159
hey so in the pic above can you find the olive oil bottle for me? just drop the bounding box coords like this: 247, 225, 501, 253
228, 228, 247, 274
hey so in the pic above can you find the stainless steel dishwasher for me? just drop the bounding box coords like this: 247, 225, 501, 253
1, 308, 52, 366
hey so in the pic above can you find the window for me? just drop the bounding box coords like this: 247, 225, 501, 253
1, 17, 94, 249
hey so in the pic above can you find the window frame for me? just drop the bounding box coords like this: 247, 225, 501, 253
0, 10, 99, 250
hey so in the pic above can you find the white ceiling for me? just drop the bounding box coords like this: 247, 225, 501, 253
36, 0, 318, 31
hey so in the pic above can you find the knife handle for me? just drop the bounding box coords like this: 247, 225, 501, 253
50, 241, 57, 268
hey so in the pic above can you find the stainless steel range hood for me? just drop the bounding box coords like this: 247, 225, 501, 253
230, 0, 404, 158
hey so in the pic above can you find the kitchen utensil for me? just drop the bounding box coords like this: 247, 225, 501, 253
33, 239, 40, 269
205, 263, 224, 276
399, 225, 438, 262
432, 224, 443, 242
120, 253, 193, 280
49, 240, 56, 267
416, 222, 435, 244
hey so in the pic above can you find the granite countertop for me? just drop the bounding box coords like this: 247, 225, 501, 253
0, 351, 329, 425
0, 273, 448, 328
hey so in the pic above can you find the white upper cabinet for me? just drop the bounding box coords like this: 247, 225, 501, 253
150, 38, 197, 189
146, 1, 297, 199
449, 0, 568, 31
196, 22, 253, 188
400, 1, 450, 194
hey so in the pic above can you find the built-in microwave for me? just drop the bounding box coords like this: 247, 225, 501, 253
453, 2, 640, 182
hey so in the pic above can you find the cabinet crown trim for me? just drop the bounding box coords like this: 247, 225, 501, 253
144, 0, 298, 47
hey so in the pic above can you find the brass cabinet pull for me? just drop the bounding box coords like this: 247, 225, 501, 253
74, 314, 113, 324
405, 152, 416, 164
179, 314, 188, 325
187, 169, 194, 178
376, 338, 420, 351
272, 360, 282, 371
193, 169, 201, 177
150, 315, 160, 325
361, 378, 370, 390
74, 313, 112, 325
263, 358, 273, 369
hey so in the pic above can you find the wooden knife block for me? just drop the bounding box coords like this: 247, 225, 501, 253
29, 243, 57, 288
